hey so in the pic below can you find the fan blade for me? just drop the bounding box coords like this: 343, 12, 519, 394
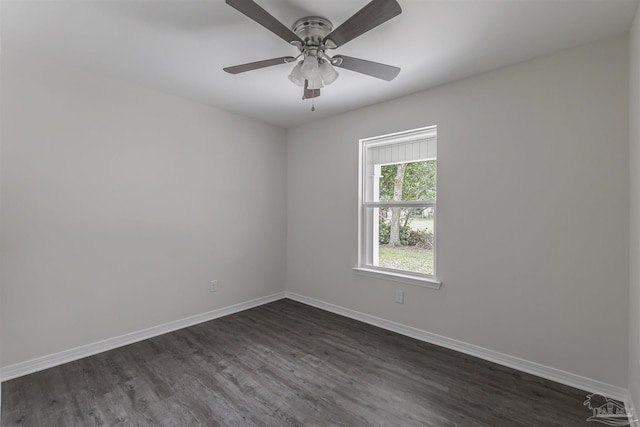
226, 0, 303, 44
332, 55, 400, 81
223, 56, 296, 74
323, 0, 401, 48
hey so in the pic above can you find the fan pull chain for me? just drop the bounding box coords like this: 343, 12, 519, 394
311, 99, 316, 112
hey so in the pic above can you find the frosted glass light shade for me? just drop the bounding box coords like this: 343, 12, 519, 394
288, 62, 305, 87
301, 55, 319, 79
319, 61, 339, 85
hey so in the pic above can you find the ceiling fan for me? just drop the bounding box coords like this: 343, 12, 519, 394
223, 0, 402, 102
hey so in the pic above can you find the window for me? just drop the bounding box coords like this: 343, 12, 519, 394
356, 126, 440, 288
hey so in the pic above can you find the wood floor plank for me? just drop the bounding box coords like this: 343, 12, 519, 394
2, 299, 609, 426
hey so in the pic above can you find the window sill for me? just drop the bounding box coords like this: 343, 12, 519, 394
353, 267, 442, 289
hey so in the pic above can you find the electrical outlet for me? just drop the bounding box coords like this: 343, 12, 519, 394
395, 289, 404, 304
210, 280, 218, 292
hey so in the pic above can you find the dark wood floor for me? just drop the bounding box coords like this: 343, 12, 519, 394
2, 299, 601, 426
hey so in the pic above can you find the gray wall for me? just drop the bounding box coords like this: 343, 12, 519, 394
286, 36, 629, 387
629, 4, 640, 411
0, 50, 287, 366
0, 33, 633, 393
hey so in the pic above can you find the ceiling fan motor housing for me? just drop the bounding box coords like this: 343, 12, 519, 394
292, 17, 334, 48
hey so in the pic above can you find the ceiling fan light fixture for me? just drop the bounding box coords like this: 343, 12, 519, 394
319, 60, 339, 85
288, 62, 305, 87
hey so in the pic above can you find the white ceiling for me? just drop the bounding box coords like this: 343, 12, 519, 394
2, 0, 638, 128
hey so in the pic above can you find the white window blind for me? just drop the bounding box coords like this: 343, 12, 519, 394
365, 127, 437, 166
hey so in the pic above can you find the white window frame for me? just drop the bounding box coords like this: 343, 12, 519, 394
354, 126, 441, 289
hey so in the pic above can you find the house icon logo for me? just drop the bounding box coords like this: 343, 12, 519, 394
583, 393, 637, 426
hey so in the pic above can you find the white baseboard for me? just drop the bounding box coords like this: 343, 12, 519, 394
0, 292, 286, 382
285, 291, 629, 402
